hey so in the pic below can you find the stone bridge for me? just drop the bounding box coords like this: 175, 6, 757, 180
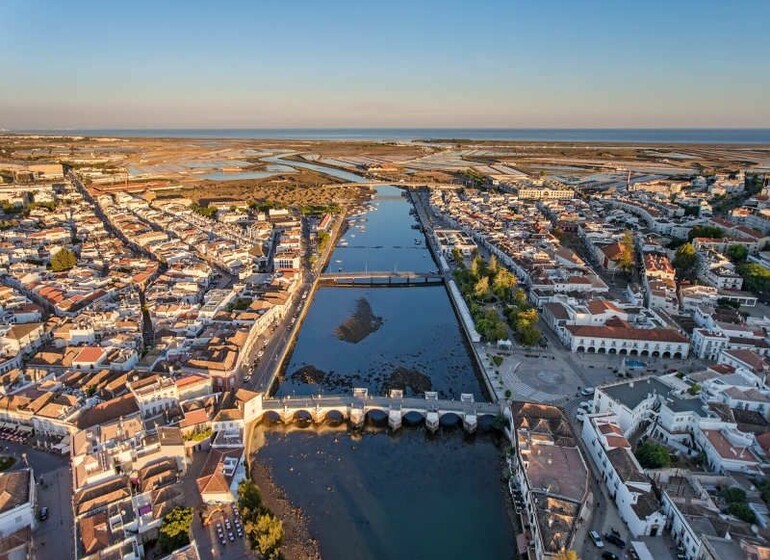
260, 389, 501, 433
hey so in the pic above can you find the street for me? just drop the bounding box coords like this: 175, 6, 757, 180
1, 440, 73, 560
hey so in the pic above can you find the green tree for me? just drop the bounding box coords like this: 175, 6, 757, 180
688, 225, 725, 241
158, 506, 193, 553
488, 254, 499, 275
635, 441, 671, 469
474, 276, 491, 300
728, 502, 757, 524
469, 254, 483, 279
739, 263, 770, 296
617, 230, 635, 272
451, 247, 464, 265
492, 269, 517, 300
51, 248, 77, 272
673, 243, 698, 280
726, 244, 749, 263
721, 487, 747, 503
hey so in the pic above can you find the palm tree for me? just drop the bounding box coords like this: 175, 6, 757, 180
555, 549, 579, 560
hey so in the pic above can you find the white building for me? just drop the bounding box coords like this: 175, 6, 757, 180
581, 414, 666, 536
0, 468, 36, 538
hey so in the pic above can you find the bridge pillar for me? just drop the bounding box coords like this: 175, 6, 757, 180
426, 411, 439, 433
388, 408, 402, 431
312, 405, 325, 424
350, 407, 365, 428
463, 413, 478, 434
280, 406, 293, 424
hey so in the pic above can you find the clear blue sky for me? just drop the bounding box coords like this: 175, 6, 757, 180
1, 0, 769, 129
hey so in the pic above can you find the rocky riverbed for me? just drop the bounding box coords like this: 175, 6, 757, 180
335, 297, 383, 343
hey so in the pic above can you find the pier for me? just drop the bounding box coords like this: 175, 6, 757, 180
258, 389, 500, 433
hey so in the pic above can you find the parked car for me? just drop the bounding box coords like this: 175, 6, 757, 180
38, 506, 49, 521
605, 533, 626, 548
581, 386, 596, 396
590, 530, 605, 548
576, 412, 587, 423
602, 553, 619, 560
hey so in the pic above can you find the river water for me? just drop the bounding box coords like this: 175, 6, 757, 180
252, 165, 516, 559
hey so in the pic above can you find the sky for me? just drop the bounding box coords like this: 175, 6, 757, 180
1, 0, 769, 129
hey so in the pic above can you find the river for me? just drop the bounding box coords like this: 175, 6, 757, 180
251, 159, 516, 560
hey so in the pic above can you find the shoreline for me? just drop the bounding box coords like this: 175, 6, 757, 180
250, 459, 322, 560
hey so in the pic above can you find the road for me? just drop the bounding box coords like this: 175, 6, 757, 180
239, 212, 345, 394
1, 441, 73, 560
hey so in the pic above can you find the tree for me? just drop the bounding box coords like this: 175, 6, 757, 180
51, 248, 77, 272
451, 247, 464, 265
726, 244, 749, 263
488, 254, 499, 275
688, 225, 725, 241
474, 276, 490, 300
255, 513, 284, 558
728, 502, 757, 524
617, 230, 635, 272
469, 254, 483, 279
635, 441, 671, 469
158, 507, 193, 553
739, 263, 770, 296
555, 549, 580, 560
673, 243, 698, 280
493, 269, 517, 300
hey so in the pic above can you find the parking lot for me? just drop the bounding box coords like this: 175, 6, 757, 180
200, 504, 251, 560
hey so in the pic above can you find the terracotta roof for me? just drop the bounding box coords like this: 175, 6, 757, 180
566, 325, 688, 343
73, 346, 106, 364
0, 469, 31, 514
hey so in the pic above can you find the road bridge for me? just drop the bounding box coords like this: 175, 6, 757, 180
318, 271, 444, 287
259, 389, 501, 433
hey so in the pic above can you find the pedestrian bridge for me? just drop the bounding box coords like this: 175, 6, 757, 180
318, 271, 444, 287
260, 389, 501, 433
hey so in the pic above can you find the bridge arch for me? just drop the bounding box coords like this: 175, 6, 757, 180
322, 409, 346, 425
439, 411, 462, 427
259, 410, 283, 425
403, 410, 426, 425
365, 409, 388, 426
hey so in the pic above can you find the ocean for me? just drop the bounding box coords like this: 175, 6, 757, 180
13, 128, 770, 144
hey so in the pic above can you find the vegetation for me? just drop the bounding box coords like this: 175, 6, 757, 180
688, 225, 724, 241
555, 549, 580, 560
317, 230, 330, 254
51, 248, 77, 272
0, 456, 15, 471
492, 355, 504, 367
182, 427, 212, 442
238, 480, 284, 559
459, 168, 486, 187
190, 202, 217, 218
300, 203, 340, 215
756, 478, 770, 506
738, 263, 770, 297
688, 382, 702, 395
672, 243, 698, 280
456, 251, 541, 345
616, 230, 636, 272
227, 298, 252, 312
635, 441, 672, 469
158, 506, 193, 554
726, 244, 749, 263
721, 486, 757, 524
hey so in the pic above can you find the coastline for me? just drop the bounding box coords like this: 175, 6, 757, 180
250, 459, 322, 560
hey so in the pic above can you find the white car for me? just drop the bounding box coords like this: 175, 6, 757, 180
579, 401, 593, 412
576, 411, 587, 423
257, 350, 265, 358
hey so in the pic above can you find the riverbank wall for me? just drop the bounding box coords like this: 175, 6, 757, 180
408, 189, 499, 403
